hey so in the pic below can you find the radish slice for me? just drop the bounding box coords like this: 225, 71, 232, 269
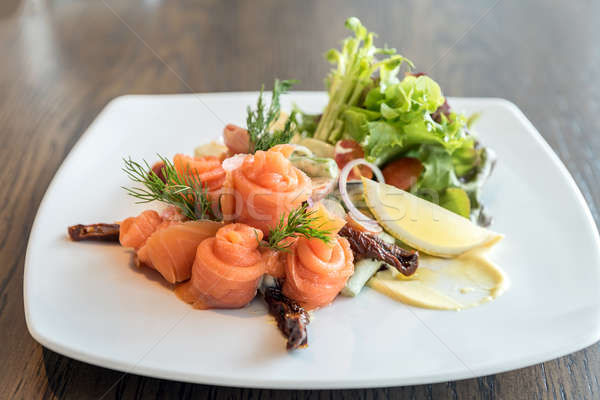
339, 159, 385, 233
222, 154, 247, 172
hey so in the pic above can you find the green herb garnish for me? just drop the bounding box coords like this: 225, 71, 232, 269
265, 204, 332, 252
247, 79, 298, 152
122, 155, 212, 220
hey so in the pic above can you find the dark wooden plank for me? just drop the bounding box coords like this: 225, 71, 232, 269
1, 0, 599, 399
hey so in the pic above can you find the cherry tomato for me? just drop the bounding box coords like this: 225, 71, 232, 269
335, 139, 373, 180
382, 157, 423, 190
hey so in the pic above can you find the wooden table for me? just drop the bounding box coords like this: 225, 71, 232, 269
2, 0, 599, 398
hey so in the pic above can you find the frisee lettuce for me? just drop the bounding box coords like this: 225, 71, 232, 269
341, 70, 490, 220
312, 17, 412, 143
307, 17, 496, 223
345, 74, 474, 166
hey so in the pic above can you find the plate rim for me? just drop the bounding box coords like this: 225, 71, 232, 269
23, 93, 600, 389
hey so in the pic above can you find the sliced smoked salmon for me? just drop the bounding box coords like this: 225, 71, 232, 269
137, 220, 223, 283
160, 205, 187, 222
261, 247, 286, 279
282, 204, 354, 310
232, 145, 312, 234
173, 154, 226, 192
119, 210, 163, 250
218, 171, 237, 223
223, 124, 252, 155
180, 223, 265, 309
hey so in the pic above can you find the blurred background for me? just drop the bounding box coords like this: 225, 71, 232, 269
2, 0, 599, 220
1, 0, 599, 398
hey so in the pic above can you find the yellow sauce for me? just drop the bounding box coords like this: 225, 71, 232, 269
367, 247, 508, 310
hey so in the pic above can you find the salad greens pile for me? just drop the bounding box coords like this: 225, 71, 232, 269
300, 17, 494, 223
312, 17, 412, 143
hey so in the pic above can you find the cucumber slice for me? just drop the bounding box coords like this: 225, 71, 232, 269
341, 258, 384, 297
290, 154, 339, 179
291, 136, 336, 158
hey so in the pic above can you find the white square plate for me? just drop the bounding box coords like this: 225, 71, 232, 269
24, 93, 600, 389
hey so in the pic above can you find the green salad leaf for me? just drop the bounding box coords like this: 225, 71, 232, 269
343, 106, 379, 143
440, 188, 471, 218
405, 144, 494, 222
312, 17, 412, 143
301, 17, 496, 223
356, 74, 473, 165
294, 108, 320, 137
405, 145, 454, 193
345, 71, 487, 219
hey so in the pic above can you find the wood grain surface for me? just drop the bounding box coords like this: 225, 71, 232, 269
1, 0, 599, 398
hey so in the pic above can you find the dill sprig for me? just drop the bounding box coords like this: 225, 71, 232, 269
247, 79, 298, 152
122, 155, 212, 220
265, 204, 333, 252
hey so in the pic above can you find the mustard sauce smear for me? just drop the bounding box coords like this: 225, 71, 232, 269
367, 247, 508, 310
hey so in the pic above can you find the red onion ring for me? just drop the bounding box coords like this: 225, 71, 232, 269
338, 159, 385, 233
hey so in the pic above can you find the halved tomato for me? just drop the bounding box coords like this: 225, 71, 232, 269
335, 139, 373, 180
382, 157, 423, 190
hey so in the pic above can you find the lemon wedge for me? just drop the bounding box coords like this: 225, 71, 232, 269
362, 178, 502, 257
